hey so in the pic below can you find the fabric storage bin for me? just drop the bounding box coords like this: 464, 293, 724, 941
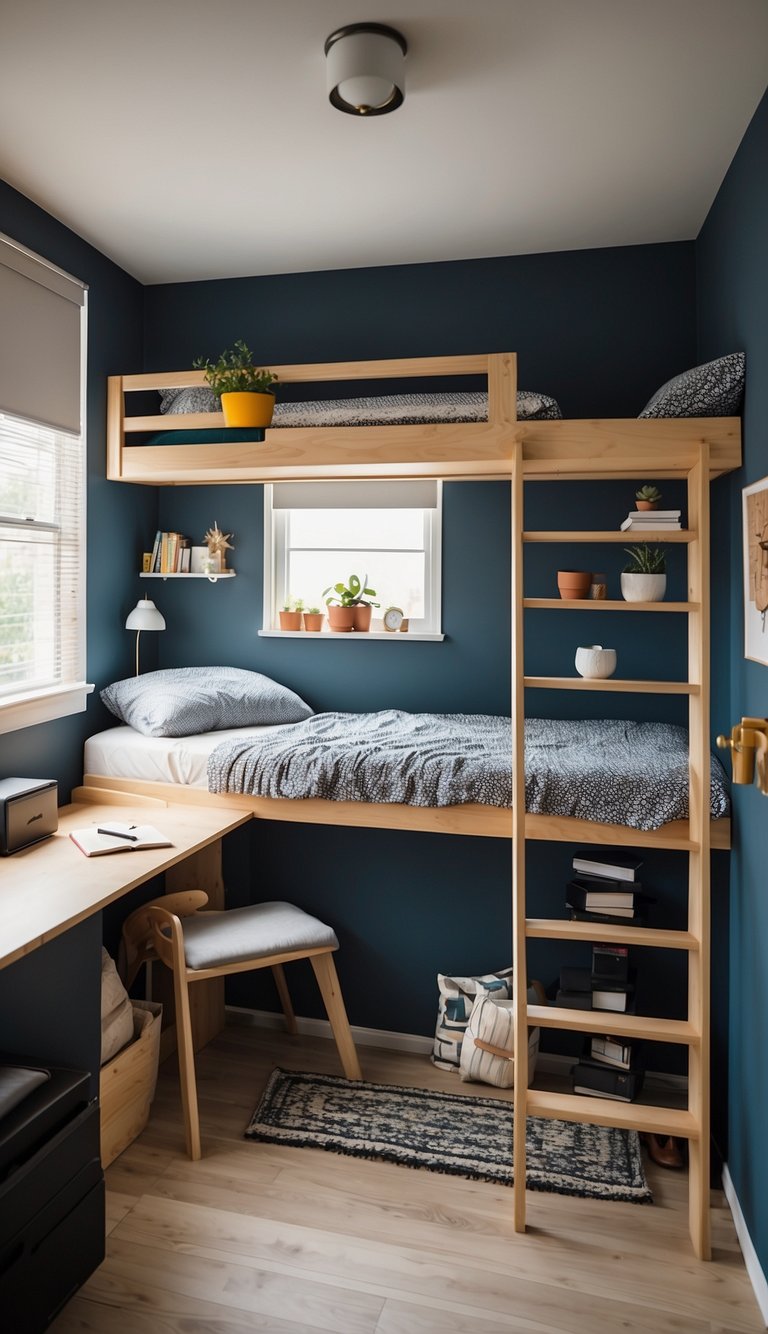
99, 999, 161, 1167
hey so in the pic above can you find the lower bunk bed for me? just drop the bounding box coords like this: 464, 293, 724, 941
81, 712, 731, 850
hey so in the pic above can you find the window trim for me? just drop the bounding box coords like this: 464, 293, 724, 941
261, 482, 444, 639
0, 237, 90, 735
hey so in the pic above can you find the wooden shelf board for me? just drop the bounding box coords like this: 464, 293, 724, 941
523, 598, 697, 612
524, 676, 698, 695
527, 1004, 699, 1046
523, 530, 695, 543
139, 572, 236, 580
526, 1090, 697, 1139
525, 919, 699, 950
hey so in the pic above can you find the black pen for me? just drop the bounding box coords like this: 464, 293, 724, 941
97, 827, 139, 842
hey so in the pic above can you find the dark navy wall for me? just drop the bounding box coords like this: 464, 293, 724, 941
0, 180, 153, 797
146, 243, 708, 1081
697, 89, 768, 1274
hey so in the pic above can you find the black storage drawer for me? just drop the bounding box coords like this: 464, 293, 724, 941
0, 1174, 105, 1333
0, 1100, 100, 1242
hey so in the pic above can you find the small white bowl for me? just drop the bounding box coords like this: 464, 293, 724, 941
575, 645, 617, 679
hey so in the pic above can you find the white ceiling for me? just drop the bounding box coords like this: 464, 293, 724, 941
1, 0, 767, 285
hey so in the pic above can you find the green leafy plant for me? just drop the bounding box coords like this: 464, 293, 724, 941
635, 484, 662, 504
623, 544, 666, 574
193, 339, 278, 397
322, 573, 379, 608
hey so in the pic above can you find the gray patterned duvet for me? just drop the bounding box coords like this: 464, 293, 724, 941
206, 713, 730, 831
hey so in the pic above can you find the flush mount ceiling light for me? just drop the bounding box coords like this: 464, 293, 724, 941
324, 22, 407, 116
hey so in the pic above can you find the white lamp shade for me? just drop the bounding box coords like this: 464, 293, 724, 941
125, 598, 166, 631
325, 25, 406, 116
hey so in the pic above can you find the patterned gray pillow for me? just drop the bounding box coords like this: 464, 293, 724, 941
638, 353, 745, 418
101, 667, 313, 737
160, 387, 220, 415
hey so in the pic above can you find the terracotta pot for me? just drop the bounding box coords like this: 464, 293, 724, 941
220, 391, 275, 428
327, 605, 355, 632
278, 611, 302, 630
352, 604, 372, 632
556, 570, 592, 600
303, 612, 324, 632
635, 500, 658, 512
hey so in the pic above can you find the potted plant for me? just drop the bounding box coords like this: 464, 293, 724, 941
635, 484, 662, 511
621, 545, 667, 602
556, 570, 592, 600
303, 606, 324, 632
279, 598, 304, 630
322, 573, 379, 632
193, 339, 278, 428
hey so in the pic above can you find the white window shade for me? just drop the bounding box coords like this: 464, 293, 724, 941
0, 232, 85, 434
272, 480, 437, 510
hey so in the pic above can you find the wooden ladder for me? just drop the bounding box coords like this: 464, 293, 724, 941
510, 442, 711, 1259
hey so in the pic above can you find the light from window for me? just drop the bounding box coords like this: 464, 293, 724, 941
266, 482, 442, 633
0, 412, 84, 699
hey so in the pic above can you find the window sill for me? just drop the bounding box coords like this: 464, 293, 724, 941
0, 682, 95, 735
258, 630, 445, 642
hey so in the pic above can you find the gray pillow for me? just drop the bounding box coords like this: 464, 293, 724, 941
638, 353, 744, 418
101, 666, 313, 738
160, 386, 220, 415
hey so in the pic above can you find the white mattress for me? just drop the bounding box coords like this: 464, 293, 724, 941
84, 724, 284, 789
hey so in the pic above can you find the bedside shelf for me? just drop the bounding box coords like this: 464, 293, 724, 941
140, 572, 236, 583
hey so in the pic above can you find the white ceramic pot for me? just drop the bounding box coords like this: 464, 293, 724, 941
575, 645, 617, 679
620, 572, 667, 603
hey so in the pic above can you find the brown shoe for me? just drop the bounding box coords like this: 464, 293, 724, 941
641, 1133, 685, 1169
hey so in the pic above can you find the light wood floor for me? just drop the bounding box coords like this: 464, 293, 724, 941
52, 1025, 762, 1334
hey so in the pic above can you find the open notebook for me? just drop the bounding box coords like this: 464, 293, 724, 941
69, 823, 173, 857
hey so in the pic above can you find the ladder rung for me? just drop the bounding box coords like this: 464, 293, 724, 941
526, 1089, 697, 1139
527, 1005, 699, 1046
525, 919, 699, 950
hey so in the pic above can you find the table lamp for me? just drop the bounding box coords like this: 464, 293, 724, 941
125, 598, 165, 675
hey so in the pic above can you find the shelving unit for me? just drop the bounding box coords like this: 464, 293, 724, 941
511, 449, 713, 1259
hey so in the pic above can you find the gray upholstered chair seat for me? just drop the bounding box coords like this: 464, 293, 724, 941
180, 900, 339, 971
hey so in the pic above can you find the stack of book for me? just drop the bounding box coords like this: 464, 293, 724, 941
149, 530, 191, 574
566, 847, 648, 925
571, 1034, 645, 1102
556, 943, 636, 1013
620, 508, 682, 532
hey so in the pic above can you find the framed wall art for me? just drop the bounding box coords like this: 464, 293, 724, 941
743, 473, 768, 665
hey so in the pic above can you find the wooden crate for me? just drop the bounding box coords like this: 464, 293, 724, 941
99, 999, 162, 1168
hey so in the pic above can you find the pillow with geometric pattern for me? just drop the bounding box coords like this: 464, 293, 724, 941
101, 666, 313, 738
638, 352, 745, 418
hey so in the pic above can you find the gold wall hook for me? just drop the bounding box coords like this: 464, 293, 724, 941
717, 718, 768, 793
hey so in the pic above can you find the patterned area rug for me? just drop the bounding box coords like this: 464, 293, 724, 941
245, 1069, 652, 1204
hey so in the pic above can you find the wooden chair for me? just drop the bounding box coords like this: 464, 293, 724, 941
120, 892, 362, 1160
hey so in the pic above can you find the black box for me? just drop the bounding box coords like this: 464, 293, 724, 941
572, 1059, 645, 1102
0, 778, 58, 855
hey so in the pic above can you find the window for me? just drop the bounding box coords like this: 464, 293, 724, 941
263, 481, 443, 638
0, 233, 90, 733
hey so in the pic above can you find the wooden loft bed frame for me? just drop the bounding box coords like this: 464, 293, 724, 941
106, 352, 740, 485
78, 774, 731, 851
103, 348, 742, 1261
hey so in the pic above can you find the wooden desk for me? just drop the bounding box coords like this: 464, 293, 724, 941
0, 800, 252, 972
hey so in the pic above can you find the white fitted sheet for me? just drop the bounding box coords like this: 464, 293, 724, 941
84, 724, 285, 789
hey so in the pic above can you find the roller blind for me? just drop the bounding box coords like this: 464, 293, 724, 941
272, 480, 438, 509
0, 232, 85, 433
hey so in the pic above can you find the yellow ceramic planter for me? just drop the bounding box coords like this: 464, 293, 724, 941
221, 391, 275, 428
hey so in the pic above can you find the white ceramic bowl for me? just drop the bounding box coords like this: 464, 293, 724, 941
575, 644, 617, 679
620, 572, 667, 603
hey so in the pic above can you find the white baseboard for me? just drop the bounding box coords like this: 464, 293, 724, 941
723, 1164, 768, 1327
224, 1006, 687, 1087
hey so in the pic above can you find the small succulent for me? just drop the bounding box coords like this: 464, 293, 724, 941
306, 606, 321, 615
323, 573, 379, 608
623, 544, 666, 574
635, 484, 662, 505
282, 597, 304, 612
